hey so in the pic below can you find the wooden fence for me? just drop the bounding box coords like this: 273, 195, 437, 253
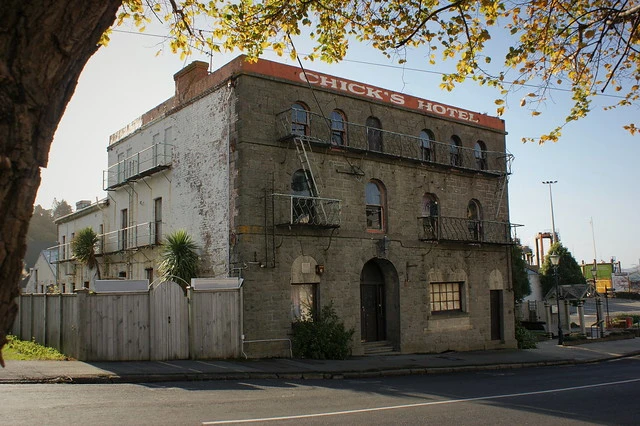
11, 281, 243, 361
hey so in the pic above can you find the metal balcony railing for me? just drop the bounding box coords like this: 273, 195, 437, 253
418, 216, 513, 244
277, 109, 509, 175
100, 222, 157, 253
48, 242, 73, 262
103, 143, 173, 190
273, 194, 341, 228
50, 222, 159, 262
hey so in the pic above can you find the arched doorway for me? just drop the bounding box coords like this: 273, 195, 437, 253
360, 260, 386, 342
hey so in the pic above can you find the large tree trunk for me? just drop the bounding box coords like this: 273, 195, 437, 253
0, 0, 121, 366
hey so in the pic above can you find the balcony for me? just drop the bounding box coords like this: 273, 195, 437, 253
103, 143, 172, 190
418, 216, 514, 244
272, 194, 341, 228
276, 109, 510, 175
100, 222, 157, 253
51, 223, 159, 263
49, 242, 73, 263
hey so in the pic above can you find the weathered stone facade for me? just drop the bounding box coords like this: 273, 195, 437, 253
56, 56, 516, 356
226, 60, 515, 356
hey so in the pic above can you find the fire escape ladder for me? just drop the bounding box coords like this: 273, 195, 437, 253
293, 136, 328, 224
494, 153, 514, 219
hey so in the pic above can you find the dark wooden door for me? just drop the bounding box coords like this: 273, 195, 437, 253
360, 262, 386, 342
490, 290, 503, 341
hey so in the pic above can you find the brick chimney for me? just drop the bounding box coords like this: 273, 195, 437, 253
173, 61, 209, 102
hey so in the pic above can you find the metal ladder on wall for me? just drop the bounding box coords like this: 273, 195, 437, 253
293, 136, 329, 224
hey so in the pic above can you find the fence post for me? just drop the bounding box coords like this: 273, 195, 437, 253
43, 293, 48, 347
58, 293, 63, 351
187, 286, 194, 360
76, 288, 90, 361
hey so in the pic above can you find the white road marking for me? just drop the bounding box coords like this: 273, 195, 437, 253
157, 361, 202, 373
202, 377, 640, 424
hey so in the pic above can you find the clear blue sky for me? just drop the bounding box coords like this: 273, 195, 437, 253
37, 23, 640, 269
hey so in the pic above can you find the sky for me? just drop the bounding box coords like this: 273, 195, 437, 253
35, 21, 640, 270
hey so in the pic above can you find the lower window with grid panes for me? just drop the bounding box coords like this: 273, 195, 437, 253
430, 282, 463, 313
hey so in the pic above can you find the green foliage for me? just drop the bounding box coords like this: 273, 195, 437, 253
514, 322, 538, 349
24, 204, 57, 270
539, 243, 586, 296
292, 303, 355, 360
71, 227, 101, 280
158, 229, 200, 295
114, 1, 640, 141
614, 314, 640, 324
3, 335, 67, 361
511, 245, 531, 302
51, 198, 73, 219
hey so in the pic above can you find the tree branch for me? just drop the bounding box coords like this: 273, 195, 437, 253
395, 1, 464, 48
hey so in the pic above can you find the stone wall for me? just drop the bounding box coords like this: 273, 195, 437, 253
230, 73, 515, 356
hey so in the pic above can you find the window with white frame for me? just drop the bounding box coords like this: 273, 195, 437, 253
291, 102, 309, 136
366, 180, 385, 231
330, 110, 346, 146
291, 283, 317, 321
430, 282, 463, 313
474, 140, 487, 170
450, 135, 462, 166
419, 129, 435, 162
366, 116, 383, 152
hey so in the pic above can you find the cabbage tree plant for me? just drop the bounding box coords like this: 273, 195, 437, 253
158, 229, 200, 296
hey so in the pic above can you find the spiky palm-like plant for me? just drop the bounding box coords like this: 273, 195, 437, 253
71, 227, 101, 281
158, 229, 200, 296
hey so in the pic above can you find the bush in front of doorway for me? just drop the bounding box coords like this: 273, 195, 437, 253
292, 303, 355, 360
515, 321, 538, 349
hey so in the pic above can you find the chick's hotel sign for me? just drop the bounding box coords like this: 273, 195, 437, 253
298, 71, 503, 131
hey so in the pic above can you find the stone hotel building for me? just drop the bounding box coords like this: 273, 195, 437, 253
55, 55, 517, 356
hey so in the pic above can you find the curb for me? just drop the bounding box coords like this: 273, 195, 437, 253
3, 349, 639, 385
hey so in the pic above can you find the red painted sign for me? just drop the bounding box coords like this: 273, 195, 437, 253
238, 57, 505, 131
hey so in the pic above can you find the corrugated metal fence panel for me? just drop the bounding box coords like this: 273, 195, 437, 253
31, 295, 46, 344
84, 293, 150, 361
60, 294, 79, 359
150, 282, 189, 361
190, 289, 241, 359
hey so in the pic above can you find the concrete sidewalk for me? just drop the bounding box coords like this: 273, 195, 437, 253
2, 337, 640, 384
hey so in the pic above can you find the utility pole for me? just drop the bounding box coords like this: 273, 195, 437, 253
542, 181, 558, 243
590, 217, 597, 262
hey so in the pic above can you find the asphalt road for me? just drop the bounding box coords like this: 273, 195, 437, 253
4, 356, 640, 425
570, 297, 640, 327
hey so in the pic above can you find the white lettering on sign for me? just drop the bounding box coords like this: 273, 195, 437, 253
300, 71, 480, 124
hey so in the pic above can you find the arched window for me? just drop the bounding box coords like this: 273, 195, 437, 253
421, 193, 439, 217
291, 102, 309, 136
291, 169, 314, 224
330, 110, 346, 146
291, 169, 312, 197
366, 180, 385, 231
419, 129, 435, 162
421, 193, 439, 240
366, 116, 383, 152
474, 140, 487, 170
450, 135, 461, 166
467, 199, 482, 241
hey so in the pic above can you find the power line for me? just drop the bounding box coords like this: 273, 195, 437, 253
111, 29, 628, 100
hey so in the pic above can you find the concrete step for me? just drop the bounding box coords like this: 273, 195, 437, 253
362, 340, 396, 356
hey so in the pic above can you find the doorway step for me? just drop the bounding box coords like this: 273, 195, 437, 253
362, 341, 396, 356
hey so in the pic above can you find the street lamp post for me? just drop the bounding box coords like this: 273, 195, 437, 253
549, 253, 563, 345
591, 266, 603, 337
542, 181, 558, 243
